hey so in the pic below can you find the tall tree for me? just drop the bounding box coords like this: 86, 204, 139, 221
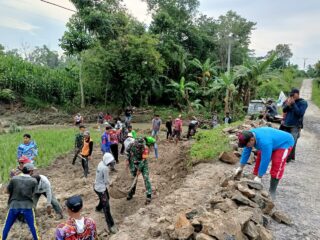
268, 44, 293, 69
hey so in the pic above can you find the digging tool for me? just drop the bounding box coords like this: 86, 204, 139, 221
109, 170, 141, 199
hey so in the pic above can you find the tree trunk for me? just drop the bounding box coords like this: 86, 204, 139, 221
224, 89, 230, 114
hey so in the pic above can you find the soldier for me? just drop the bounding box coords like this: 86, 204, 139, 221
72, 125, 86, 165
126, 138, 152, 204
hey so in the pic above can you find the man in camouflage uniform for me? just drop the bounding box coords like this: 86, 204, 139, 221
126, 138, 152, 204
72, 125, 86, 165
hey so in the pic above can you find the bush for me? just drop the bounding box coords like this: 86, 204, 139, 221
23, 96, 49, 110
0, 89, 15, 103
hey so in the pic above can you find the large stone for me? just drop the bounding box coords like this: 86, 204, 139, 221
272, 210, 293, 225
257, 225, 273, 240
201, 216, 244, 240
196, 233, 215, 240
232, 192, 258, 208
209, 196, 225, 207
237, 183, 256, 198
213, 199, 238, 213
246, 180, 263, 190
243, 221, 259, 239
238, 206, 263, 225
223, 127, 237, 134
171, 213, 194, 239
219, 151, 239, 165
247, 153, 256, 165
251, 194, 274, 215
148, 224, 162, 238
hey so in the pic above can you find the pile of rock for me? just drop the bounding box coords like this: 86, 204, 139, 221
162, 172, 292, 240
219, 119, 277, 165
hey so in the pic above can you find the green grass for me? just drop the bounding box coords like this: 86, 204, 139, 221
0, 127, 102, 182
291, 77, 304, 90
312, 78, 320, 108
189, 122, 241, 166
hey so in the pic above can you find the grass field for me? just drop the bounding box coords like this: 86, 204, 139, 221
312, 78, 320, 108
0, 126, 102, 182
189, 122, 241, 166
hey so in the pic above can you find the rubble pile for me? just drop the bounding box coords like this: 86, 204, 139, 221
153, 172, 292, 240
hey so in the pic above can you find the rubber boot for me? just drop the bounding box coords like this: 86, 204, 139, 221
269, 177, 279, 200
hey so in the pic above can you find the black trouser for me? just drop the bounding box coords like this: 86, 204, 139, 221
110, 144, 119, 163
120, 142, 125, 154
72, 148, 81, 165
95, 189, 114, 228
187, 124, 196, 139
166, 128, 172, 139
81, 156, 89, 177
279, 125, 300, 161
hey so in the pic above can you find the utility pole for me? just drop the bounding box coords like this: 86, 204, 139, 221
303, 58, 308, 70
227, 33, 235, 74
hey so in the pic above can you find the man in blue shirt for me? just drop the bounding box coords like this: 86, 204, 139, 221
280, 88, 308, 162
235, 127, 294, 199
17, 134, 38, 164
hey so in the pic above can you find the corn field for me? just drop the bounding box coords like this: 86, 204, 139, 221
0, 54, 77, 104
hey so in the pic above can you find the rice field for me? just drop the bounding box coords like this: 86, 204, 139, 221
0, 126, 102, 182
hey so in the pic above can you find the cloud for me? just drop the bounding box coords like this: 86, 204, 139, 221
123, 0, 152, 24
0, 0, 75, 22
0, 16, 39, 32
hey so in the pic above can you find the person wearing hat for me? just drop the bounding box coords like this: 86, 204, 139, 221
55, 195, 97, 239
80, 131, 93, 178
124, 132, 135, 155
17, 133, 38, 164
10, 155, 32, 178
280, 88, 308, 162
126, 137, 152, 204
32, 174, 64, 220
94, 152, 118, 234
144, 136, 159, 160
72, 125, 86, 165
2, 163, 40, 240
74, 113, 84, 126
235, 127, 294, 199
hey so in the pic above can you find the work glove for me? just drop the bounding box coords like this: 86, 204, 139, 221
253, 176, 262, 184
234, 167, 243, 175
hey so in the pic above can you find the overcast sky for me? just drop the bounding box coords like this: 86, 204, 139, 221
0, 0, 319, 68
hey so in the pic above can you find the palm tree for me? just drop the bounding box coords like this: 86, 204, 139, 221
166, 76, 199, 111
190, 58, 217, 87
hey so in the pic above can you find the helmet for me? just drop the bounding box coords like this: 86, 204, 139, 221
19, 156, 32, 164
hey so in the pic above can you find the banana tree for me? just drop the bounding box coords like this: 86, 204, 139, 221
234, 53, 276, 104
166, 76, 199, 111
189, 58, 217, 87
215, 72, 237, 114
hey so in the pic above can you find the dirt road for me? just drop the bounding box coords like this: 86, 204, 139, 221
270, 79, 320, 239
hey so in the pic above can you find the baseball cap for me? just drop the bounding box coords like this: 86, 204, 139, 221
18, 156, 32, 164
66, 195, 83, 213
23, 163, 36, 171
238, 131, 254, 148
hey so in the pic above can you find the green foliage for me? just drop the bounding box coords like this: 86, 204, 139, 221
189, 123, 241, 166
0, 54, 78, 104
0, 127, 102, 182
0, 89, 15, 102
312, 78, 320, 108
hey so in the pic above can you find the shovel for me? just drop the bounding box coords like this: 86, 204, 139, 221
109, 171, 140, 199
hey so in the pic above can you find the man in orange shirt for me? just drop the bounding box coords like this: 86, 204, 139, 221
80, 131, 93, 178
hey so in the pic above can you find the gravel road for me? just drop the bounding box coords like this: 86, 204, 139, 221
270, 79, 320, 240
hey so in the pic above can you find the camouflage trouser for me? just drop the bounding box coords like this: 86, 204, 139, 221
129, 160, 152, 198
